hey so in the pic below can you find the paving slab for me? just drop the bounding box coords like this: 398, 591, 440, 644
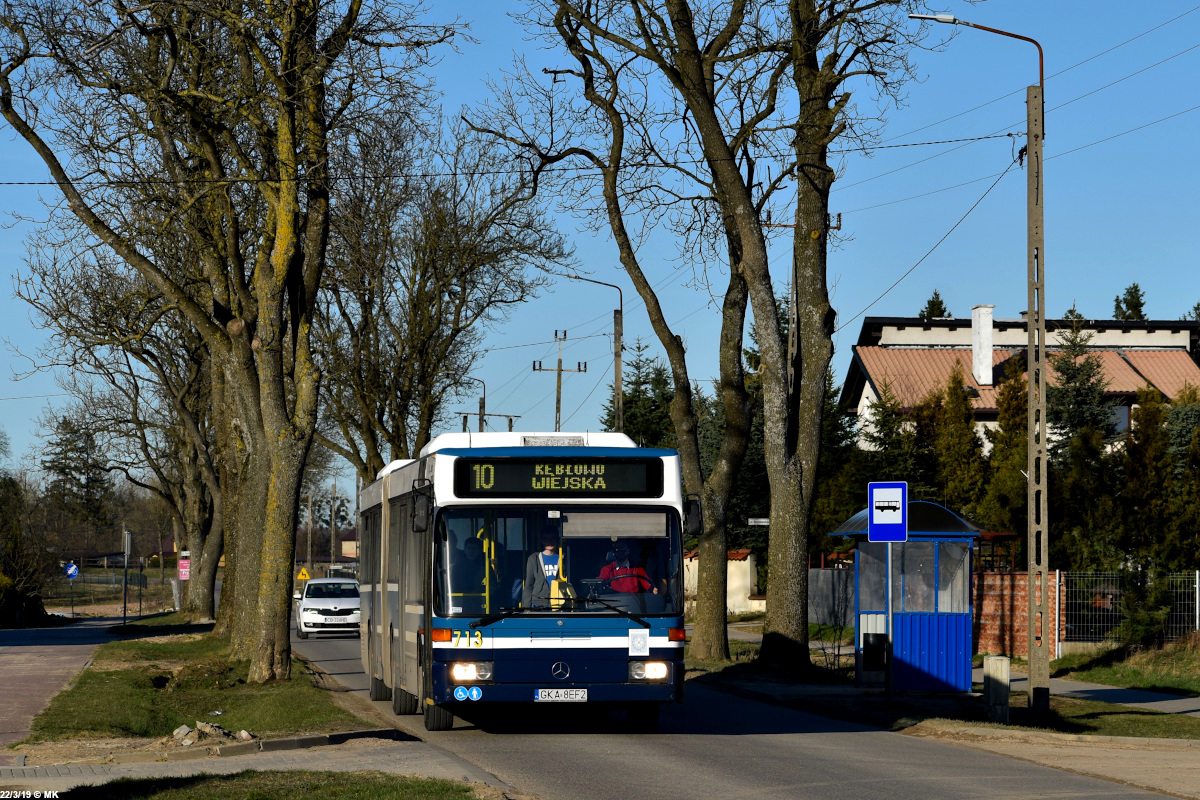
0, 616, 116, 763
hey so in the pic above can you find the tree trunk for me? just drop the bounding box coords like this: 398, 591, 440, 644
758, 6, 838, 665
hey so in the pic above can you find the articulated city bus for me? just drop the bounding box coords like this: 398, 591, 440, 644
358, 431, 697, 731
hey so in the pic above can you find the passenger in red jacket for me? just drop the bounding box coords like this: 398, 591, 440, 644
599, 542, 657, 594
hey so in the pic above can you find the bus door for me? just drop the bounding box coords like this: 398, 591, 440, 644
401, 496, 421, 695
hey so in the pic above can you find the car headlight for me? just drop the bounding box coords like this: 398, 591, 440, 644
301, 607, 321, 615
629, 661, 668, 681
450, 661, 494, 682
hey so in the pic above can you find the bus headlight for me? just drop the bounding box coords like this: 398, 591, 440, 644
629, 661, 668, 681
450, 661, 494, 682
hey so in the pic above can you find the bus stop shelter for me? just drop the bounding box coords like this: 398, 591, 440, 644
834, 501, 979, 692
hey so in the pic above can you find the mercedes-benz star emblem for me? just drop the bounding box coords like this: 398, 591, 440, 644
551, 661, 570, 680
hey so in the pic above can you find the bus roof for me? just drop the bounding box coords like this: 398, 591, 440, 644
419, 431, 637, 456
435, 447, 677, 458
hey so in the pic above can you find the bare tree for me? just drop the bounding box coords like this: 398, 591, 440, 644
16, 223, 227, 621
1, 0, 456, 680
474, 0, 937, 666
316, 117, 565, 485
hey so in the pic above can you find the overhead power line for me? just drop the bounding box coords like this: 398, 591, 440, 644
835, 156, 1021, 333
883, 3, 1200, 145
0, 135, 1015, 189
837, 39, 1200, 195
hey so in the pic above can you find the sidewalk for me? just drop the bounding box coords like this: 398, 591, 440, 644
0, 616, 116, 766
972, 667, 1200, 718
0, 619, 515, 794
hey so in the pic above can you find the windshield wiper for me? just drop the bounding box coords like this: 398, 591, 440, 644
469, 607, 533, 629
562, 596, 651, 629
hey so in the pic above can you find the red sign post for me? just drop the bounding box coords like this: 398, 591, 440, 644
178, 550, 191, 582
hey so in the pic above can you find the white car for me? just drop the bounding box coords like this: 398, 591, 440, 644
294, 577, 361, 639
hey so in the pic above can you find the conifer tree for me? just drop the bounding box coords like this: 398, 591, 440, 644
1113, 283, 1147, 321
1047, 317, 1115, 456
977, 357, 1028, 535
935, 363, 985, 514
918, 290, 951, 320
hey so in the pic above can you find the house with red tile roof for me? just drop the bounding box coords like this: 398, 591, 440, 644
841, 307, 1200, 447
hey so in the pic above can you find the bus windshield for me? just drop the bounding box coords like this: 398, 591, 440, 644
434, 506, 683, 617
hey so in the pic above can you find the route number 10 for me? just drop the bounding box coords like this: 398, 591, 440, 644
472, 463, 495, 490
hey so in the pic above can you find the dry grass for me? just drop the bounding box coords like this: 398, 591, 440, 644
1052, 632, 1200, 697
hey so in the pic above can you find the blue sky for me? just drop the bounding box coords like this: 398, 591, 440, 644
3, 0, 1199, 475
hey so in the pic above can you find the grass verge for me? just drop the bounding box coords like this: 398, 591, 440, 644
1001, 689, 1200, 739
686, 641, 1200, 741
59, 770, 483, 800
27, 625, 368, 743
684, 639, 761, 674
1051, 634, 1200, 697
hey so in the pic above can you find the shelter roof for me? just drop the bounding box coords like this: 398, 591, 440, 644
832, 500, 982, 537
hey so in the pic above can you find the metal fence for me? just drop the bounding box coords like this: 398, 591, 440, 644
1062, 571, 1200, 643
1164, 572, 1200, 642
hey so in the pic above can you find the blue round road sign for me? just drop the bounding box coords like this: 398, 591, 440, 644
64, 563, 79, 580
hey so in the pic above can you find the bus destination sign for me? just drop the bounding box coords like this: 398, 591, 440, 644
453, 458, 663, 498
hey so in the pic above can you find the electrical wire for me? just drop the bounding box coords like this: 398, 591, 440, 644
561, 357, 615, 427
0, 135, 1015, 189
0, 393, 70, 401
836, 39, 1200, 195
834, 156, 1021, 334
884, 3, 1200, 145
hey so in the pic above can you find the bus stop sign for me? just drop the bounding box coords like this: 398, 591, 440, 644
867, 481, 908, 542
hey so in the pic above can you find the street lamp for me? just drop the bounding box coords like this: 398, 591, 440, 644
565, 274, 624, 433
909, 13, 1051, 714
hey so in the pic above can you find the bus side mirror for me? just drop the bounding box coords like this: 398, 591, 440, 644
684, 495, 703, 538
412, 481, 433, 533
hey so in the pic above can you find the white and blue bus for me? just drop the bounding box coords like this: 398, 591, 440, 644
358, 431, 697, 731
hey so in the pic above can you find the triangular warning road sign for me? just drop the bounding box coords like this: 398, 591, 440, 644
297, 568, 310, 580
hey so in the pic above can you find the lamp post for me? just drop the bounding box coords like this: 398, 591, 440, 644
909, 13, 1050, 714
566, 274, 624, 433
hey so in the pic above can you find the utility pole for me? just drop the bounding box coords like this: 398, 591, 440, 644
909, 11, 1050, 715
1024, 78, 1051, 717
306, 493, 313, 571
462, 412, 521, 432
566, 275, 623, 432
533, 331, 587, 432
330, 478, 337, 568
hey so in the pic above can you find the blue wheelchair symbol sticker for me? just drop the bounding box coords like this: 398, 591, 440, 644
453, 686, 469, 701
468, 686, 482, 701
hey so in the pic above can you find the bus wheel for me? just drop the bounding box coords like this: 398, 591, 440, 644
627, 703, 660, 733
423, 702, 455, 731
392, 666, 418, 715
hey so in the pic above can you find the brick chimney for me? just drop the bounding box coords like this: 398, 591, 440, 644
971, 305, 995, 386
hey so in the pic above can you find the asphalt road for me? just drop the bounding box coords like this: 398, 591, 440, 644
291, 629, 1158, 800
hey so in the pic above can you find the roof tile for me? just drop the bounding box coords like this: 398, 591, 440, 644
854, 346, 1200, 412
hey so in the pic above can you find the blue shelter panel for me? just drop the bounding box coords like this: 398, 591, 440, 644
893, 612, 973, 692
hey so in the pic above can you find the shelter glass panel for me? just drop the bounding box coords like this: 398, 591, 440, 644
937, 542, 969, 614
893, 542, 935, 613
858, 542, 886, 612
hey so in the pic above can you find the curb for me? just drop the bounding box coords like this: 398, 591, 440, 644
922, 721, 1200, 748
703, 676, 1200, 749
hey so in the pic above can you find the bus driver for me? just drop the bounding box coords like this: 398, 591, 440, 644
599, 541, 657, 594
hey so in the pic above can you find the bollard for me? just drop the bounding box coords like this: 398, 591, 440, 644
983, 655, 1010, 724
